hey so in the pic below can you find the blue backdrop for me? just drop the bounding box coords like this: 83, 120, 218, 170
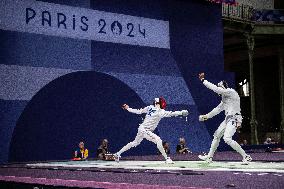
0, 0, 234, 163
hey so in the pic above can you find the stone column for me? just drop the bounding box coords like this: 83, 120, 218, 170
279, 47, 284, 144
246, 34, 259, 144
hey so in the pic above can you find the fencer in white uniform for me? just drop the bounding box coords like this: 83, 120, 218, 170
114, 97, 188, 164
197, 73, 252, 164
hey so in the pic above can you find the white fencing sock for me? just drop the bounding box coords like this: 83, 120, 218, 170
208, 137, 221, 158
117, 141, 140, 156
224, 138, 246, 158
156, 140, 168, 160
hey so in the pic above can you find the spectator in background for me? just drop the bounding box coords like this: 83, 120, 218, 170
74, 141, 88, 160
176, 137, 191, 154
163, 141, 171, 155
158, 141, 171, 155
97, 139, 109, 160
264, 137, 276, 145
240, 139, 248, 146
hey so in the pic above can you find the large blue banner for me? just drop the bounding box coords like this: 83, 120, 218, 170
0, 0, 229, 163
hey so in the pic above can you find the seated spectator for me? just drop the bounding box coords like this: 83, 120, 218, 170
74, 141, 88, 160
240, 139, 248, 146
176, 137, 191, 154
97, 139, 109, 160
163, 141, 171, 155
158, 141, 171, 155
264, 137, 276, 145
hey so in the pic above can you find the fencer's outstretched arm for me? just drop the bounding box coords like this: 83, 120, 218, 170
206, 102, 224, 119
198, 73, 226, 95
127, 106, 149, 114
122, 104, 149, 114
203, 80, 226, 95
161, 110, 188, 118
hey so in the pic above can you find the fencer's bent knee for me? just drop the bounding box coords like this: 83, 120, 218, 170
213, 128, 224, 139
213, 132, 222, 140
156, 139, 163, 149
223, 136, 233, 144
129, 141, 140, 147
153, 137, 162, 145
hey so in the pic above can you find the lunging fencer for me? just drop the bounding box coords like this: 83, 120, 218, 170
197, 73, 252, 164
114, 97, 188, 164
